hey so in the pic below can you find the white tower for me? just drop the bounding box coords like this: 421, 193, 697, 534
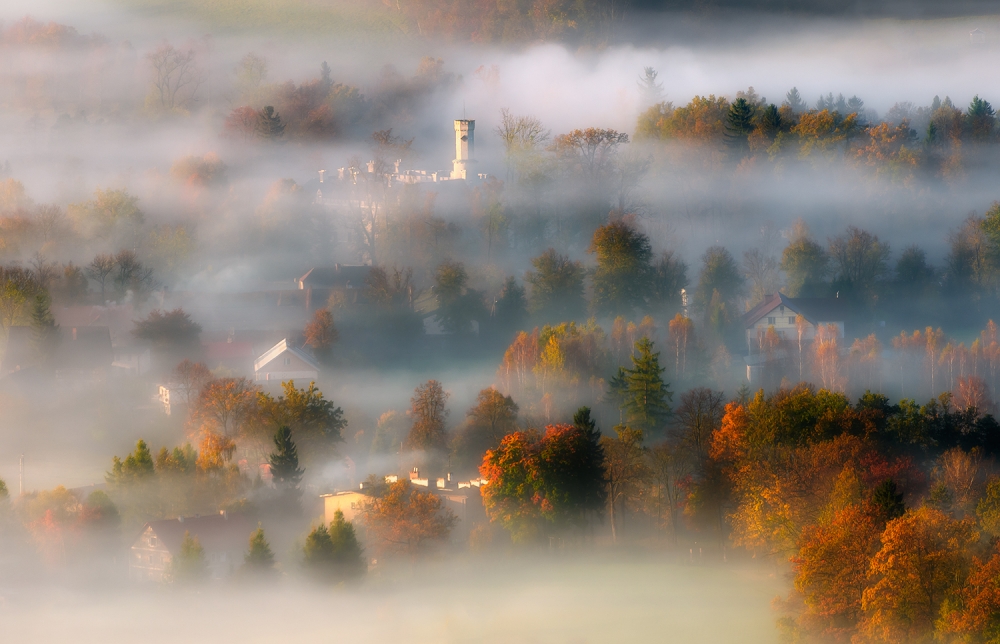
451, 119, 475, 180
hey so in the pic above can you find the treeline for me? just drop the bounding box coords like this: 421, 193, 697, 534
637, 87, 1000, 184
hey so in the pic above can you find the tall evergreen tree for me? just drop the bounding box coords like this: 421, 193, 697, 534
621, 338, 672, 437
303, 510, 365, 580
30, 291, 59, 366
256, 106, 285, 139
243, 524, 276, 573
268, 426, 304, 488
784, 87, 806, 113
328, 509, 365, 578
170, 531, 207, 582
724, 97, 755, 151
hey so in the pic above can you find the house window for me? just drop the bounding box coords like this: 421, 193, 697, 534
283, 357, 291, 366
788, 317, 795, 324
149, 535, 157, 546
767, 317, 776, 325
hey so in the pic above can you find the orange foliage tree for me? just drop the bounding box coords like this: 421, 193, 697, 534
359, 479, 456, 556
858, 507, 977, 644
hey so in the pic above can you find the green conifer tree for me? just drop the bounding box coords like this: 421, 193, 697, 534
872, 479, 905, 520
171, 531, 207, 582
268, 426, 304, 488
303, 510, 365, 581
328, 509, 365, 579
621, 338, 672, 437
30, 291, 59, 367
243, 524, 276, 573
724, 97, 754, 151
106, 439, 156, 485
256, 106, 285, 139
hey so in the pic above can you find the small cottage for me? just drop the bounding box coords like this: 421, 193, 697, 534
129, 511, 254, 582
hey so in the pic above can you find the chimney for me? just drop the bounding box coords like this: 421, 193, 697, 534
72, 327, 77, 341
318, 169, 326, 183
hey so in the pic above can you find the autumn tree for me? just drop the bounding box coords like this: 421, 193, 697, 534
69, 189, 144, 247
451, 388, 519, 474
524, 248, 586, 322
589, 219, 654, 317
694, 245, 743, 311
85, 253, 115, 302
147, 44, 203, 112
941, 543, 1000, 642
405, 380, 449, 452
304, 308, 338, 365
360, 480, 456, 556
494, 108, 549, 184
189, 377, 260, 439
0, 266, 38, 331
552, 127, 629, 183
858, 507, 978, 643
257, 380, 346, 463
828, 226, 891, 304
673, 387, 724, 463
224, 106, 260, 141
479, 417, 605, 542
781, 220, 830, 297
171, 359, 212, 406
601, 424, 646, 543
433, 261, 484, 334
790, 502, 883, 640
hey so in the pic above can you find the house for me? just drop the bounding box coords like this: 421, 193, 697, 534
53, 304, 134, 345
253, 338, 320, 382
321, 490, 370, 524
971, 28, 986, 44
743, 293, 847, 350
742, 293, 849, 384
321, 470, 486, 543
1, 325, 113, 378
129, 511, 255, 582
297, 264, 373, 311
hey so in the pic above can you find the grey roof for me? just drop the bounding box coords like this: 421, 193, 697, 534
298, 265, 372, 290
138, 513, 255, 555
